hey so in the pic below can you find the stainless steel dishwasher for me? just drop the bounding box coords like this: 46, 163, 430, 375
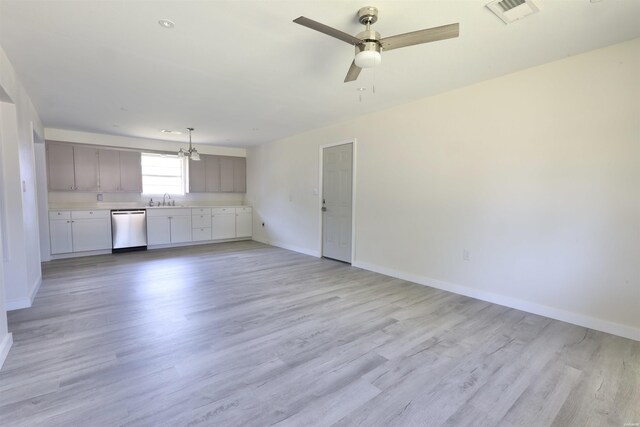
111, 209, 147, 252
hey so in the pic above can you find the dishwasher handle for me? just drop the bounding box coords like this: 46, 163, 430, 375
112, 210, 146, 215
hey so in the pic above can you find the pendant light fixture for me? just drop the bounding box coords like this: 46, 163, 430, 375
177, 127, 200, 161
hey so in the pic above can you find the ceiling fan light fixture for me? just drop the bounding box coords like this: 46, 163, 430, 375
355, 49, 381, 68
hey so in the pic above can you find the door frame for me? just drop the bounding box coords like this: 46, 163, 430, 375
318, 139, 357, 263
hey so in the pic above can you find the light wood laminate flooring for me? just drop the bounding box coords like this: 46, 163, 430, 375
1, 241, 638, 426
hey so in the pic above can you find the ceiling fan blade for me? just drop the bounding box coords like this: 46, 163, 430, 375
293, 16, 362, 45
344, 60, 362, 82
380, 23, 459, 52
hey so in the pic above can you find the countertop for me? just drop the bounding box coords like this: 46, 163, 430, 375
49, 203, 250, 211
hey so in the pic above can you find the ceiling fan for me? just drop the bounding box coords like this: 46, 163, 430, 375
293, 6, 459, 83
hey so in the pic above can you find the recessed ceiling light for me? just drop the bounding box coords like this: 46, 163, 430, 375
357, 87, 366, 91
158, 19, 175, 29
161, 129, 182, 135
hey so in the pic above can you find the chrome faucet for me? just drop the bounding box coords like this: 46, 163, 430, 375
162, 193, 171, 206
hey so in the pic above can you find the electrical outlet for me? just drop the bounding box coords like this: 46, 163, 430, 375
463, 249, 470, 261
97, 193, 103, 201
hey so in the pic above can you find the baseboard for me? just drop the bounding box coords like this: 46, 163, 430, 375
29, 274, 42, 304
5, 274, 42, 311
269, 240, 321, 258
353, 260, 640, 342
5, 297, 31, 311
0, 333, 13, 370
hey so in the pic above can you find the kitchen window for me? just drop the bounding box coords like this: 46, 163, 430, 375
141, 153, 185, 195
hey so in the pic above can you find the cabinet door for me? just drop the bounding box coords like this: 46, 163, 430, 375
205, 156, 221, 192
49, 219, 73, 254
169, 215, 192, 243
98, 149, 121, 192
219, 157, 234, 192
147, 216, 171, 245
212, 213, 236, 239
188, 157, 206, 193
192, 227, 212, 242
236, 212, 252, 238
192, 214, 211, 228
47, 142, 76, 191
73, 146, 99, 191
119, 151, 142, 192
71, 218, 112, 252
233, 157, 246, 193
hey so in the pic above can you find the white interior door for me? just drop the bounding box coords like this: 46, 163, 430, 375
322, 143, 353, 263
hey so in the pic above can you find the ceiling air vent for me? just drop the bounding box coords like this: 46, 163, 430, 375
486, 0, 539, 24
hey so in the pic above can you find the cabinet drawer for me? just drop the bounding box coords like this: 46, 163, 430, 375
192, 227, 212, 242
147, 208, 191, 217
235, 207, 252, 214
212, 207, 234, 215
191, 207, 211, 215
192, 214, 212, 228
49, 210, 71, 220
71, 210, 110, 219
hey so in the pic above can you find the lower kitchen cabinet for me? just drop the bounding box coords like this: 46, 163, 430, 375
192, 208, 212, 241
235, 207, 252, 238
146, 216, 171, 245
49, 212, 73, 254
146, 208, 192, 245
50, 206, 252, 256
49, 210, 111, 254
212, 208, 236, 240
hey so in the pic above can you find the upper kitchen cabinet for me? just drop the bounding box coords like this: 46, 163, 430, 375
119, 151, 142, 192
188, 155, 246, 193
188, 156, 207, 193
47, 141, 142, 193
98, 149, 120, 191
47, 142, 76, 191
98, 149, 142, 192
233, 157, 246, 193
47, 142, 99, 191
219, 157, 234, 192
73, 146, 100, 191
204, 155, 221, 192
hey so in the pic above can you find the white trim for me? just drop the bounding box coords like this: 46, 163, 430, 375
353, 260, 640, 342
0, 333, 13, 370
318, 139, 357, 263
29, 274, 41, 303
6, 274, 41, 311
5, 297, 30, 311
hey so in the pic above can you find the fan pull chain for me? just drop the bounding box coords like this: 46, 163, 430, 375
372, 66, 376, 94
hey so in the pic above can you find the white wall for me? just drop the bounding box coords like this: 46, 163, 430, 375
247, 38, 640, 341
0, 42, 43, 365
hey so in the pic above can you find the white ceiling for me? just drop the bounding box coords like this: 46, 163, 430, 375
1, 0, 639, 147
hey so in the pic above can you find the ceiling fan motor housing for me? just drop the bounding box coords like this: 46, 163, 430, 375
358, 6, 378, 25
